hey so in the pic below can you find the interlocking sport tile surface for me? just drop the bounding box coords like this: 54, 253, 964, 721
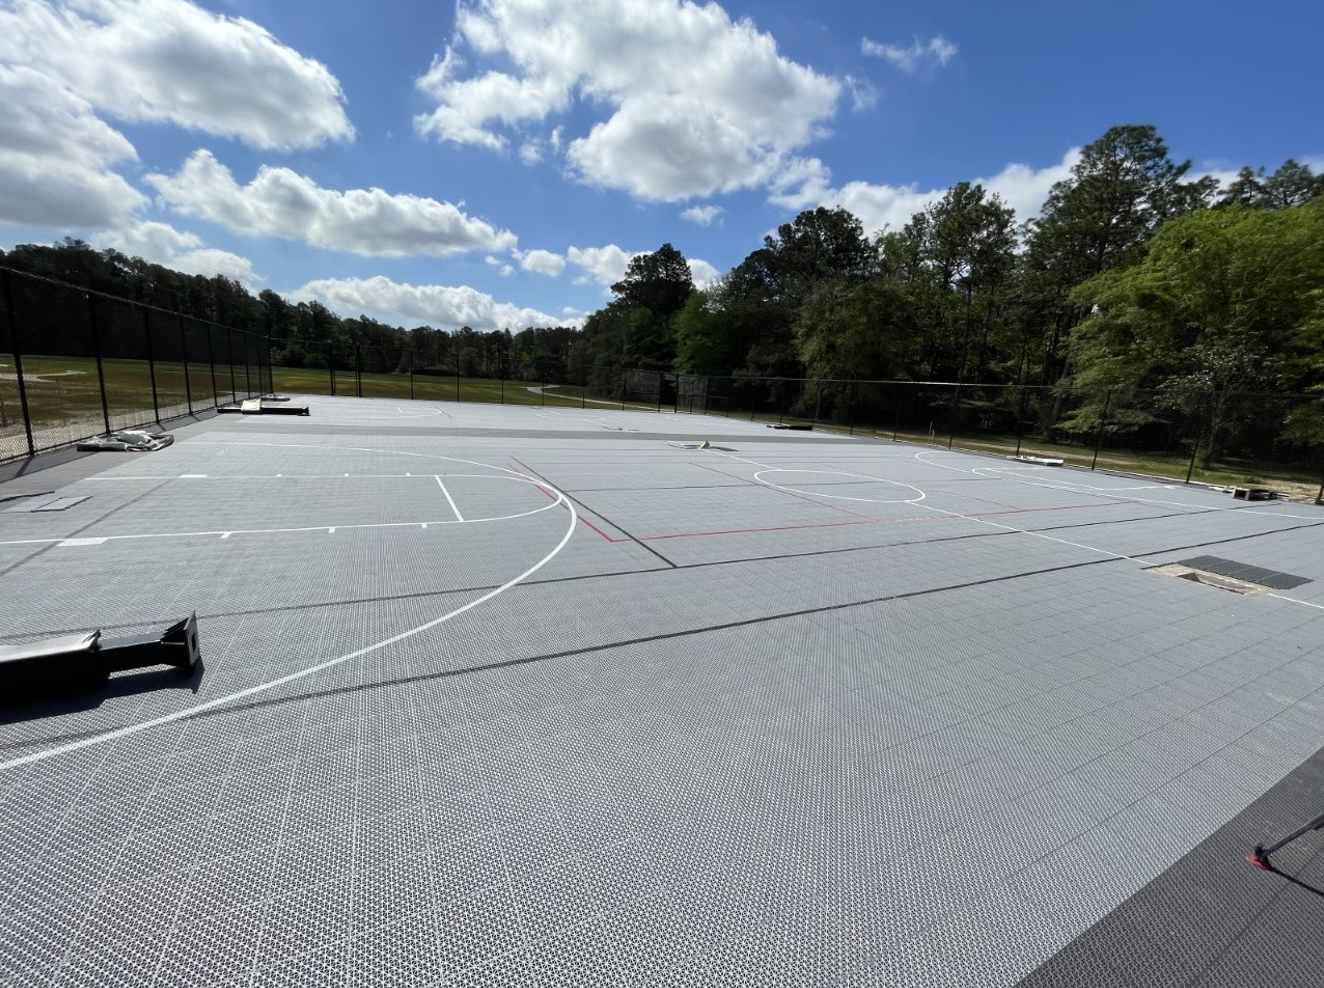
1, 396, 1322, 987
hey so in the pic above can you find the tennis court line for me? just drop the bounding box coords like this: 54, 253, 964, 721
435, 475, 464, 521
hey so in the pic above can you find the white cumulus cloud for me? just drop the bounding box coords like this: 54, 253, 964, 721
514, 248, 566, 276
861, 35, 958, 73
102, 220, 258, 284
0, 0, 353, 150
146, 150, 517, 257
680, 205, 724, 227
771, 148, 1082, 236
567, 243, 637, 286
293, 275, 574, 332
415, 0, 840, 201
688, 258, 720, 289
0, 64, 144, 228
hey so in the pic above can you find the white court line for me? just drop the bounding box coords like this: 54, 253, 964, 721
435, 475, 464, 521
914, 450, 1321, 521
0, 475, 558, 548
972, 466, 1323, 520
1268, 593, 1324, 611
0, 450, 577, 774
752, 468, 926, 504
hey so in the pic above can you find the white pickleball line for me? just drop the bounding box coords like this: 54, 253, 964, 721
435, 475, 464, 521
752, 468, 926, 505
0, 449, 577, 773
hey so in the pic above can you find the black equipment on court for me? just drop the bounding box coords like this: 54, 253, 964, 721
1247, 811, 1324, 870
0, 613, 200, 696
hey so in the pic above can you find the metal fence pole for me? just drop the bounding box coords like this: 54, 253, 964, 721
893, 385, 901, 442
85, 293, 112, 434
812, 380, 822, 428
454, 346, 461, 402
541, 364, 547, 407
620, 369, 626, 411
0, 270, 36, 457
657, 371, 663, 413
355, 344, 362, 397
1185, 436, 1200, 484
225, 328, 237, 402
178, 314, 193, 415
1014, 386, 1029, 456
848, 381, 855, 436
947, 383, 960, 449
204, 324, 219, 408
140, 305, 160, 423
499, 353, 505, 404
1091, 389, 1113, 471
409, 350, 415, 401
242, 335, 252, 397
328, 342, 336, 396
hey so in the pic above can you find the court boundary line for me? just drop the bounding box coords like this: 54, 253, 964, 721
0, 445, 578, 773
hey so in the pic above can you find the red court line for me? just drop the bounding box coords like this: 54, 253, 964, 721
637, 499, 1139, 542
514, 460, 1137, 545
519, 466, 626, 543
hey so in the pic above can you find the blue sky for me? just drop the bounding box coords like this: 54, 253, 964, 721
1, 0, 1321, 331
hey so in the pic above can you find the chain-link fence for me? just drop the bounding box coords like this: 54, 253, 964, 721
5, 266, 1322, 499
0, 266, 270, 461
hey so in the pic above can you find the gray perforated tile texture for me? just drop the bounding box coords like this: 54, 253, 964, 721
1016, 735, 1324, 988
2, 396, 1323, 987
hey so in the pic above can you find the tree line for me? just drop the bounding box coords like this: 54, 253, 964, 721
3, 124, 1320, 418
0, 239, 580, 382
571, 124, 1324, 450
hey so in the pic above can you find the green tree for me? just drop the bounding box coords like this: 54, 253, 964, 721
1068, 198, 1324, 455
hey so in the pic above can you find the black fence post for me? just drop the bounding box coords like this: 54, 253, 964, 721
178, 314, 193, 415
848, 381, 855, 436
225, 328, 237, 403
947, 383, 960, 449
242, 335, 252, 397
620, 369, 627, 411
454, 346, 461, 402
1091, 389, 1113, 471
1014, 386, 1029, 457
355, 344, 362, 397
328, 342, 336, 395
893, 385, 901, 442
0, 270, 36, 457
204, 324, 219, 409
812, 380, 822, 428
140, 305, 160, 424
657, 371, 663, 413
409, 349, 415, 401
1185, 431, 1201, 484
499, 352, 505, 404
85, 292, 112, 434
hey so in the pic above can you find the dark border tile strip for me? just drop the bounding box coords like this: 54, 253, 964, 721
1016, 740, 1324, 988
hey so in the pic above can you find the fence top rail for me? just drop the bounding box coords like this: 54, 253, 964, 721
0, 265, 268, 345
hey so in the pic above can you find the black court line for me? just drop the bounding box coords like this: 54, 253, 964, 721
10, 514, 1324, 749
510, 457, 679, 569
0, 478, 173, 580
179, 555, 1125, 721
0, 555, 1122, 748
4, 511, 1321, 644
